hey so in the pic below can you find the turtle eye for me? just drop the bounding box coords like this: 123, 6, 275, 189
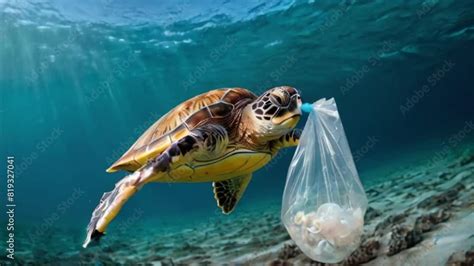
270, 90, 290, 106
273, 95, 282, 105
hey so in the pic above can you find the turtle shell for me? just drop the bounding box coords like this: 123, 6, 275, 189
107, 88, 257, 173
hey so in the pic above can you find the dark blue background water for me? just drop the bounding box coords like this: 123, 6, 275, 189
1, 0, 473, 236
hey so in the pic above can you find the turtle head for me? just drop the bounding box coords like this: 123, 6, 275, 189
244, 86, 302, 141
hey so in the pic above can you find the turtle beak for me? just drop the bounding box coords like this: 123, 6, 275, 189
273, 109, 301, 126
280, 114, 300, 128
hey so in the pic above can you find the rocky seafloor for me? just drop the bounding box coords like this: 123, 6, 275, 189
3, 146, 474, 265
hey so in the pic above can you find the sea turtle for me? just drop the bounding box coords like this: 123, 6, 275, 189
83, 86, 302, 247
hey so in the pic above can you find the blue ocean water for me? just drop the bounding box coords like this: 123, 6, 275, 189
0, 0, 473, 262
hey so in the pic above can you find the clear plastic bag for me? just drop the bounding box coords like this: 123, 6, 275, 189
281, 98, 368, 263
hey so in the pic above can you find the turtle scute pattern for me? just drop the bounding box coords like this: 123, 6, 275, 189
108, 88, 257, 173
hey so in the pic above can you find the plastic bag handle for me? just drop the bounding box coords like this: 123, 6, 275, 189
301, 103, 313, 113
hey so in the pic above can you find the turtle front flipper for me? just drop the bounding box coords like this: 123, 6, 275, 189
83, 171, 145, 248
83, 125, 228, 248
213, 174, 252, 214
271, 129, 301, 151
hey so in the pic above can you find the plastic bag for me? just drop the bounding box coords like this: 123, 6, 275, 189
281, 98, 368, 263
